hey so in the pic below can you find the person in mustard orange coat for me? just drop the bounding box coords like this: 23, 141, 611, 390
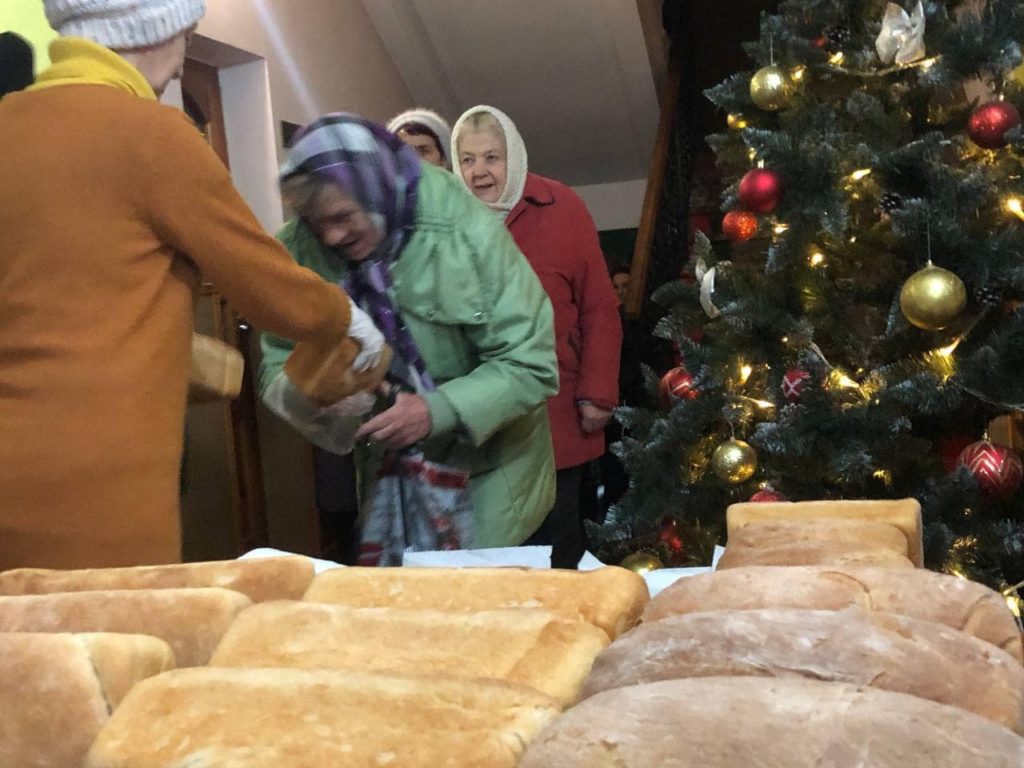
0, 0, 383, 569
452, 106, 623, 568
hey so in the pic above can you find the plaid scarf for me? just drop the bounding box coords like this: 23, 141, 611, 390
281, 114, 433, 392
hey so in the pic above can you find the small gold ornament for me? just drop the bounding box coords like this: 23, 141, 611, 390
899, 263, 967, 331
750, 65, 795, 112
712, 439, 758, 484
619, 551, 664, 574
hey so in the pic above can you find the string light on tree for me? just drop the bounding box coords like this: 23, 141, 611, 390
727, 113, 749, 130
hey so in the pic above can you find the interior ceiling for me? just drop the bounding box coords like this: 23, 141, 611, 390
361, 0, 666, 187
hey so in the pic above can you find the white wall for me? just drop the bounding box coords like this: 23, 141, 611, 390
198, 0, 414, 137
574, 179, 647, 232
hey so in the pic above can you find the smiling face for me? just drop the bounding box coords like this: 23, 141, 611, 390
305, 183, 383, 262
458, 129, 508, 204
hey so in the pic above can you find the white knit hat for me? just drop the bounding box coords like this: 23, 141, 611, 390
44, 0, 206, 50
387, 108, 453, 161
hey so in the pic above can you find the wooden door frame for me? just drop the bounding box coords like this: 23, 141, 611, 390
182, 58, 270, 554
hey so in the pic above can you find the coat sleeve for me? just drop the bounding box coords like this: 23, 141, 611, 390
257, 222, 325, 397
566, 194, 622, 409
423, 223, 559, 447
139, 108, 351, 345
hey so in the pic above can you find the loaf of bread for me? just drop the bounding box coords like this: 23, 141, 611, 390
0, 632, 174, 768
581, 607, 1024, 732
726, 498, 924, 565
0, 556, 314, 603
210, 601, 608, 706
643, 565, 1023, 662
0, 587, 251, 666
285, 336, 392, 404
716, 542, 915, 570
188, 333, 244, 403
303, 566, 649, 639
519, 677, 1024, 767
85, 667, 561, 768
727, 518, 910, 554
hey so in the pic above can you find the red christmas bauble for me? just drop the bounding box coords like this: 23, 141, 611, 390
738, 168, 783, 214
659, 366, 697, 405
750, 487, 788, 502
658, 518, 686, 553
957, 440, 1024, 500
722, 210, 759, 242
937, 434, 975, 473
968, 101, 1021, 150
781, 368, 811, 403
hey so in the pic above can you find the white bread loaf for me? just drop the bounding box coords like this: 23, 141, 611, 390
726, 498, 923, 565
643, 565, 1024, 662
727, 517, 910, 554
303, 566, 649, 639
0, 632, 174, 768
519, 677, 1024, 767
581, 607, 1024, 732
0, 587, 251, 666
210, 601, 608, 706
716, 542, 915, 570
85, 667, 561, 768
0, 556, 314, 603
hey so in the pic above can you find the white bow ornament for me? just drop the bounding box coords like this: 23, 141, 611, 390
876, 1, 926, 66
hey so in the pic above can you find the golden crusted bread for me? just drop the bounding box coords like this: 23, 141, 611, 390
210, 601, 608, 706
0, 632, 174, 768
85, 667, 561, 768
0, 556, 314, 603
643, 565, 1023, 662
303, 566, 648, 639
727, 517, 910, 554
520, 677, 1024, 767
582, 608, 1024, 732
716, 542, 915, 570
726, 498, 923, 566
0, 587, 251, 666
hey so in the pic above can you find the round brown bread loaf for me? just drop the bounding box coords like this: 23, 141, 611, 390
642, 565, 1023, 663
519, 677, 1024, 767
580, 607, 1024, 732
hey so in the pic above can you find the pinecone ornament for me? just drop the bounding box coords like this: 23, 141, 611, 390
879, 193, 903, 213
824, 25, 851, 50
975, 284, 1003, 307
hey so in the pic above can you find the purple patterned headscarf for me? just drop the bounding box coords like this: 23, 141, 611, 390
282, 113, 433, 392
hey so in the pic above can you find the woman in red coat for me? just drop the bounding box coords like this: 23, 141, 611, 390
452, 106, 623, 567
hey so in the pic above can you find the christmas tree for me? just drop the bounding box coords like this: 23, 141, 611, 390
597, 0, 1024, 602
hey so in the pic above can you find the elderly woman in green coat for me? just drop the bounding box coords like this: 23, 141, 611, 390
259, 114, 558, 553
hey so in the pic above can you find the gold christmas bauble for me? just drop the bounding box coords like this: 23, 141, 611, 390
619, 551, 665, 574
749, 65, 795, 112
899, 264, 967, 331
712, 439, 758, 484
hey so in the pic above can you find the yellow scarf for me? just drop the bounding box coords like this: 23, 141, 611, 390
28, 37, 156, 101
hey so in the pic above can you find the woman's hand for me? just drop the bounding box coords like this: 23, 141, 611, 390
355, 391, 432, 449
579, 402, 613, 434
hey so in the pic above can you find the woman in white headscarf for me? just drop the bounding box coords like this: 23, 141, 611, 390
452, 106, 623, 568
